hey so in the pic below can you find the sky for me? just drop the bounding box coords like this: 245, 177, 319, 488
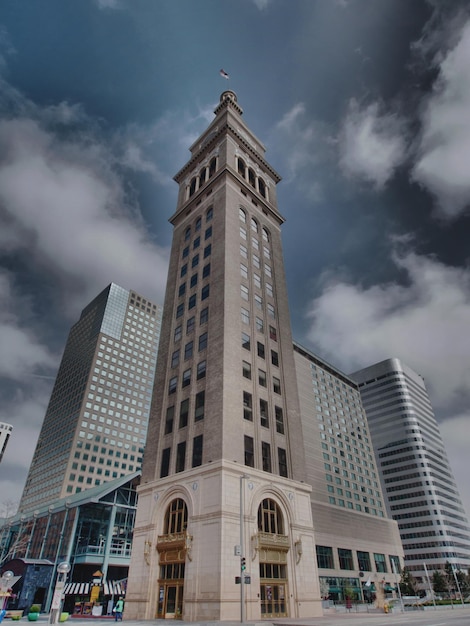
1, 0, 470, 522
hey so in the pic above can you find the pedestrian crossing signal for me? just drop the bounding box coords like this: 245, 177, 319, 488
241, 557, 246, 571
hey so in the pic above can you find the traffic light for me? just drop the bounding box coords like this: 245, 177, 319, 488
241, 557, 246, 571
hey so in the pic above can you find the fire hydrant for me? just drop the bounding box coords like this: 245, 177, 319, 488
384, 603, 389, 613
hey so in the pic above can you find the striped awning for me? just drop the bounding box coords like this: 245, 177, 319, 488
64, 582, 90, 595
104, 581, 126, 596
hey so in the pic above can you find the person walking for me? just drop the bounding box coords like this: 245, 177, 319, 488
113, 597, 124, 621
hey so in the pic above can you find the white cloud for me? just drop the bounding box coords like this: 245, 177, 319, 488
0, 107, 170, 315
0, 272, 57, 381
338, 99, 407, 189
252, 0, 271, 10
272, 103, 331, 201
412, 18, 470, 218
305, 249, 470, 411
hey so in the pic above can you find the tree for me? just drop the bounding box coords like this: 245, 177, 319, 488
432, 570, 447, 594
399, 567, 419, 595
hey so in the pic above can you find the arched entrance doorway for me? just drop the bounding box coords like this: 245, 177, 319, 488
156, 498, 189, 619
256, 498, 289, 618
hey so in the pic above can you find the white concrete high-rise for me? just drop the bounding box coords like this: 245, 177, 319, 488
351, 358, 470, 582
19, 284, 162, 513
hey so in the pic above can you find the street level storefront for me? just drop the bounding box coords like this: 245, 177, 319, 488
0, 473, 139, 615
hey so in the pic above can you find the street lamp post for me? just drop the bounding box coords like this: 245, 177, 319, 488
1, 571, 14, 610
49, 562, 70, 624
239, 474, 250, 624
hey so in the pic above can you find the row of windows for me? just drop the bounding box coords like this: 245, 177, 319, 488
237, 159, 268, 200
244, 435, 288, 477
187, 158, 217, 198
242, 391, 285, 433
160, 435, 203, 477
316, 546, 398, 573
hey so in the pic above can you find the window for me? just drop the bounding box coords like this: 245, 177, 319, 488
316, 545, 334, 569
193, 236, 200, 249
192, 435, 203, 467
255, 294, 263, 309
239, 207, 246, 223
176, 442, 186, 473
201, 285, 210, 300
164, 498, 187, 533
258, 369, 267, 387
182, 369, 191, 387
169, 376, 177, 395
244, 435, 254, 467
242, 332, 251, 350
241, 284, 249, 301
267, 303, 275, 319
171, 350, 180, 368
184, 227, 191, 241
256, 316, 264, 333
209, 157, 217, 177
269, 325, 277, 341
254, 273, 261, 289
198, 332, 208, 351
174, 325, 182, 342
238, 159, 246, 177
266, 282, 273, 297
275, 406, 284, 434
278, 448, 288, 477
240, 263, 248, 279
374, 553, 387, 573
203, 244, 211, 258
263, 245, 270, 260
186, 316, 195, 334
182, 246, 189, 259
240, 226, 247, 240
257, 342, 265, 359
178, 283, 186, 297
205, 226, 212, 240
160, 448, 171, 478
357, 551, 371, 572
260, 399, 269, 428
258, 498, 284, 534
241, 308, 250, 324
262, 227, 269, 242
191, 254, 199, 268
248, 169, 256, 188
176, 303, 184, 319
242, 361, 251, 379
181, 263, 187, 277
184, 341, 193, 359
262, 441, 272, 472
240, 244, 248, 258
338, 548, 354, 570
273, 377, 281, 394
252, 238, 259, 251
243, 391, 253, 421
253, 254, 260, 268
206, 206, 213, 221
202, 263, 210, 278
197, 360, 206, 380
179, 399, 189, 428
190, 273, 198, 288
199, 167, 206, 186
195, 391, 205, 421
259, 178, 266, 198
200, 307, 209, 324
195, 216, 201, 231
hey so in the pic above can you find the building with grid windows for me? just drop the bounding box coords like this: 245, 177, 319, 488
351, 358, 470, 584
125, 91, 323, 621
18, 283, 162, 514
0, 421, 13, 464
293, 343, 403, 602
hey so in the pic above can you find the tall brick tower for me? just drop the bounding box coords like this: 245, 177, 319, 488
125, 92, 321, 621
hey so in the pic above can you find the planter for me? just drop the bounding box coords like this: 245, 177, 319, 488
60, 612, 70, 622
28, 613, 39, 621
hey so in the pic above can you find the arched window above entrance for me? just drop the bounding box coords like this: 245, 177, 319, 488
258, 498, 284, 535
164, 498, 188, 534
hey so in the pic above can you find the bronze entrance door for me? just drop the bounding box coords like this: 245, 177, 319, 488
157, 583, 184, 619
